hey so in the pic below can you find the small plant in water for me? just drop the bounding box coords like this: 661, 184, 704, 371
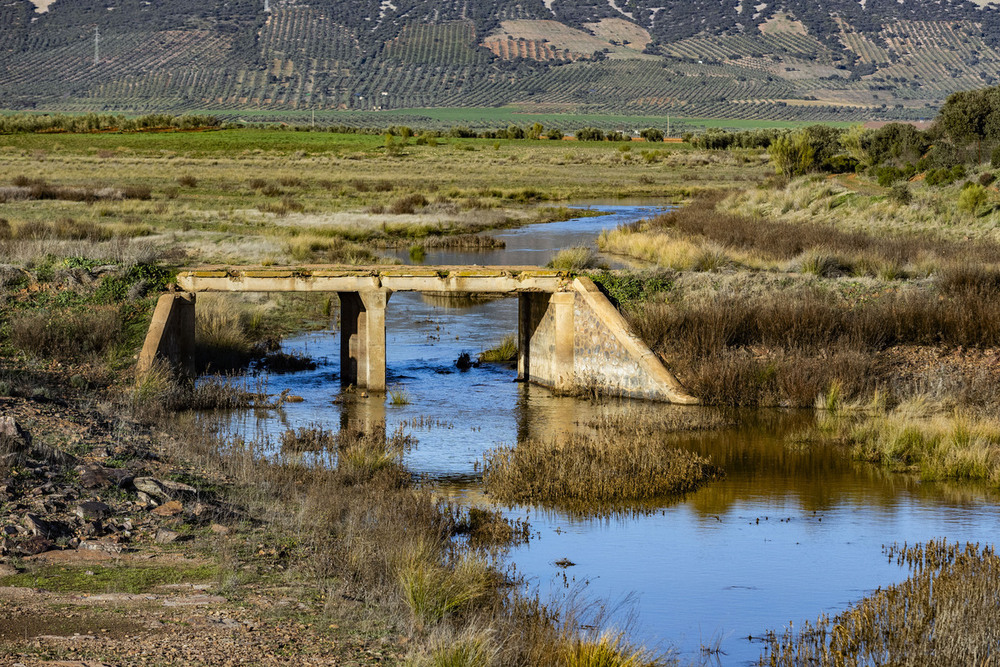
388, 386, 411, 405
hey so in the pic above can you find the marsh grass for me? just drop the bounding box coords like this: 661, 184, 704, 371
194, 295, 268, 370
812, 397, 1000, 482
479, 335, 517, 363
547, 246, 604, 271
630, 278, 1000, 406
606, 190, 1000, 277
762, 541, 1000, 666
399, 548, 494, 632
389, 386, 413, 405
561, 631, 659, 667
10, 307, 123, 362
482, 430, 720, 509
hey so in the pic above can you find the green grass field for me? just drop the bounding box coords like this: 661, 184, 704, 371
175, 106, 852, 133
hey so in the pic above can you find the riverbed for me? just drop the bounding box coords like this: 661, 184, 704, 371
215, 205, 1000, 665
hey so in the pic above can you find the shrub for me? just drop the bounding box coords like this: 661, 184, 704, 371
176, 174, 198, 188
889, 183, 913, 205
640, 127, 664, 142
958, 183, 988, 213
387, 193, 428, 215
980, 172, 996, 186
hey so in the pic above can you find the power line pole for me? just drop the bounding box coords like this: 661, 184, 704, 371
263, 0, 270, 12
93, 26, 100, 66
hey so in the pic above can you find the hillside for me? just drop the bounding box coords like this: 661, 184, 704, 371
3, 0, 1000, 123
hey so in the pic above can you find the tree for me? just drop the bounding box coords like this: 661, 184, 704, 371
939, 88, 993, 162
640, 127, 664, 142
768, 131, 815, 177
527, 122, 544, 140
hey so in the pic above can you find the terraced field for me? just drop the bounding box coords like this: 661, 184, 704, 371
4, 2, 1000, 124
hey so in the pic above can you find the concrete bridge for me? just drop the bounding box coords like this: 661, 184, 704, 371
139, 265, 698, 404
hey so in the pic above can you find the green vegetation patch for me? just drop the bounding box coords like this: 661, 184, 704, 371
1, 563, 218, 594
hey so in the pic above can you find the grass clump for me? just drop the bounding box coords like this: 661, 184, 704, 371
399, 548, 494, 632
547, 246, 604, 271
388, 386, 413, 405
479, 334, 517, 363
816, 398, 1000, 482
761, 541, 1000, 666
483, 430, 720, 508
10, 307, 122, 362
561, 631, 659, 667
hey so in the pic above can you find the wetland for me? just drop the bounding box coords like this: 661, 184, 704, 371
3, 119, 1000, 665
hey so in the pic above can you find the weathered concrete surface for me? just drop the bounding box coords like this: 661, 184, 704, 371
176, 266, 571, 294
161, 265, 697, 402
339, 290, 389, 391
137, 292, 196, 379
516, 278, 697, 403
571, 277, 699, 403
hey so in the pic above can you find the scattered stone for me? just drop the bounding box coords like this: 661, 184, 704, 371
75, 464, 110, 489
77, 540, 122, 556
0, 563, 19, 576
23, 513, 63, 539
151, 500, 183, 517
135, 491, 157, 507
209, 523, 229, 535
16, 535, 54, 555
75, 501, 111, 521
154, 528, 180, 544
133, 477, 196, 502
162, 594, 226, 607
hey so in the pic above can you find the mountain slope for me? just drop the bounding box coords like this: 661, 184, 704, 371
3, 0, 1000, 122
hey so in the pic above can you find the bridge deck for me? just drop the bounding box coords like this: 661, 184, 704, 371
176, 265, 573, 293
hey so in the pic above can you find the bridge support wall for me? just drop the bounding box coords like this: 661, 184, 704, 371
137, 292, 196, 380
518, 278, 698, 403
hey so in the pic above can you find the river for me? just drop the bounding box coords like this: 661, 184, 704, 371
215, 204, 1000, 665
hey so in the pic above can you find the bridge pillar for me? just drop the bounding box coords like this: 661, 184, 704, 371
338, 289, 390, 391
517, 291, 575, 391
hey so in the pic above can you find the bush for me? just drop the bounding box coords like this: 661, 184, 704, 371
575, 127, 605, 142
958, 183, 989, 213
387, 193, 428, 215
889, 183, 913, 205
640, 127, 664, 142
979, 172, 996, 186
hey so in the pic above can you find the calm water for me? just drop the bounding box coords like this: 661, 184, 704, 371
217, 205, 1000, 665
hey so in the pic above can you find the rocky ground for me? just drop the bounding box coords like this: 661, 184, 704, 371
0, 393, 404, 666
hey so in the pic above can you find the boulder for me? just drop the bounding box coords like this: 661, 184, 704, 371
151, 500, 183, 517
154, 528, 180, 544
133, 477, 196, 502
75, 464, 111, 489
75, 501, 111, 521
16, 535, 54, 555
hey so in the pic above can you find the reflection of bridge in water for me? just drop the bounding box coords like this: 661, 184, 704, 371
140, 266, 697, 404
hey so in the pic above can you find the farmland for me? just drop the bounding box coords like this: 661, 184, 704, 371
6, 0, 1000, 124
